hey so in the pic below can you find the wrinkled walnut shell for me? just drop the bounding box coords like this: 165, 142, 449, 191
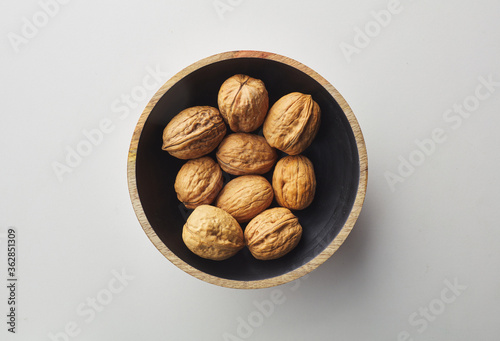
174, 157, 223, 209
182, 205, 244, 261
272, 155, 316, 210
162, 106, 226, 159
216, 133, 277, 175
245, 207, 302, 260
263, 92, 321, 155
218, 74, 269, 133
215, 175, 273, 223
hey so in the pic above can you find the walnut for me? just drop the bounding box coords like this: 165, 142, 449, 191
215, 175, 273, 223
174, 157, 223, 209
216, 133, 277, 175
162, 106, 226, 159
218, 74, 269, 133
263, 92, 321, 155
182, 205, 245, 261
272, 155, 316, 210
244, 207, 302, 260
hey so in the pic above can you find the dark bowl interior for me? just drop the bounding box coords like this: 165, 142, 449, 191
135, 58, 360, 282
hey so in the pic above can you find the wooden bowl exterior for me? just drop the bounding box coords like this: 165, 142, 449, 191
127, 51, 368, 289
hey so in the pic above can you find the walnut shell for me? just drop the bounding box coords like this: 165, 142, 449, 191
245, 207, 302, 260
162, 106, 226, 159
174, 157, 223, 209
218, 74, 269, 133
215, 175, 273, 223
272, 155, 316, 210
182, 205, 244, 261
216, 133, 277, 175
263, 92, 321, 155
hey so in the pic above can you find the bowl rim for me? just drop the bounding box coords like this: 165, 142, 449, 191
127, 50, 368, 289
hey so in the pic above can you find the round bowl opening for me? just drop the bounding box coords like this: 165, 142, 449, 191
128, 51, 367, 288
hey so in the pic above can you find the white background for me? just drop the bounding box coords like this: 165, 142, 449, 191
1, 0, 500, 340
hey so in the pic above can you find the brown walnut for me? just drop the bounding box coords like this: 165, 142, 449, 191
215, 175, 273, 223
218, 74, 269, 133
244, 207, 302, 260
272, 155, 316, 210
162, 106, 226, 159
216, 133, 277, 175
174, 157, 223, 209
263, 92, 320, 155
182, 205, 244, 261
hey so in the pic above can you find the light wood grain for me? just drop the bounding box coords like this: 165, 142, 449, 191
127, 51, 368, 289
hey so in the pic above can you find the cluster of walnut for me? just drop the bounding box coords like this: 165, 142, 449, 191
162, 74, 320, 261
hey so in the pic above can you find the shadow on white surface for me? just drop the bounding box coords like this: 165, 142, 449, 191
312, 192, 375, 286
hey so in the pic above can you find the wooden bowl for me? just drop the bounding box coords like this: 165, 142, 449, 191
127, 51, 368, 289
